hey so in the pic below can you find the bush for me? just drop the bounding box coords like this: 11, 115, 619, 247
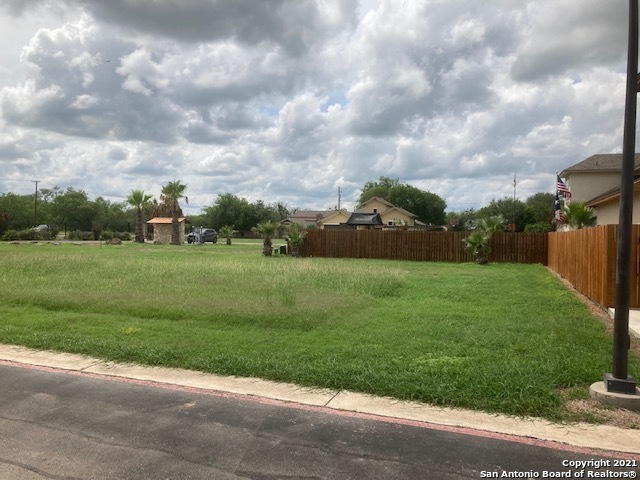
524, 222, 552, 233
100, 231, 131, 241
68, 230, 94, 241
2, 230, 19, 241
2, 229, 53, 241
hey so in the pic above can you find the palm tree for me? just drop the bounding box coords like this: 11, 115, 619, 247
462, 215, 504, 265
252, 220, 279, 256
126, 189, 154, 243
562, 201, 596, 229
160, 180, 188, 245
284, 223, 307, 257
219, 225, 236, 245
477, 215, 506, 234
463, 230, 490, 264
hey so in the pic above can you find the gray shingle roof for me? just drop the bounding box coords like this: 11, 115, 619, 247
560, 154, 640, 177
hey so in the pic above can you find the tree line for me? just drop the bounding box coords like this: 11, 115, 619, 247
0, 185, 294, 239
0, 176, 563, 240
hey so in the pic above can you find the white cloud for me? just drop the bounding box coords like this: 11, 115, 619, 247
0, 0, 635, 212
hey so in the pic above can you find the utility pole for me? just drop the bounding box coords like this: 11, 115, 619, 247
32, 180, 40, 227
512, 173, 517, 261
337, 186, 341, 210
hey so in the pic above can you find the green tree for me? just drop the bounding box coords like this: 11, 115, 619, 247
358, 176, 447, 225
51, 188, 95, 234
446, 209, 478, 231
204, 193, 248, 231
562, 201, 596, 229
524, 192, 555, 231
127, 190, 154, 243
478, 197, 527, 231
160, 181, 188, 245
0, 193, 33, 232
252, 220, 279, 256
203, 193, 286, 233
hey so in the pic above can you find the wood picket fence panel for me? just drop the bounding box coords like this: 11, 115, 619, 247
299, 229, 548, 265
547, 224, 640, 308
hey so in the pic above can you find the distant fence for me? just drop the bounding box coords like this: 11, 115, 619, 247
300, 229, 548, 264
547, 224, 640, 308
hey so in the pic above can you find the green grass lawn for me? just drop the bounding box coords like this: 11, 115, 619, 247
0, 241, 637, 422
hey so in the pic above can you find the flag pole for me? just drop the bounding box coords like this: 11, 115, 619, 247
605, 0, 638, 394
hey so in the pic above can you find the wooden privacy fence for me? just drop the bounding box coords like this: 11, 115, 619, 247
300, 229, 548, 264
548, 224, 640, 308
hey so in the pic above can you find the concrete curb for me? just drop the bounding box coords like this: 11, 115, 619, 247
1, 344, 639, 456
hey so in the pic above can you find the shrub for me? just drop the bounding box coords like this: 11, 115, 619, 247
2, 229, 53, 241
2, 230, 19, 241
100, 231, 132, 241
68, 230, 94, 241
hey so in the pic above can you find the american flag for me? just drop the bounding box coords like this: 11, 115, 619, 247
554, 191, 564, 223
557, 175, 571, 198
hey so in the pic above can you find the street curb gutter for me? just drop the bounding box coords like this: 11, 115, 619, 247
1, 344, 638, 457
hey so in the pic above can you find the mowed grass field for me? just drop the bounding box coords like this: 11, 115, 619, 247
0, 241, 637, 423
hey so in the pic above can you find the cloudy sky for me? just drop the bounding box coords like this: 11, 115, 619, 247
0, 0, 634, 214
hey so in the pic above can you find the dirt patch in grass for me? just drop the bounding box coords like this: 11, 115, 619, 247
549, 268, 640, 429
564, 398, 640, 429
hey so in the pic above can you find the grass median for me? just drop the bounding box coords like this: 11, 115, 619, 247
0, 241, 637, 423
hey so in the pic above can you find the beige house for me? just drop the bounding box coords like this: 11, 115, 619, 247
356, 197, 420, 227
585, 179, 640, 225
147, 217, 185, 244
317, 210, 351, 228
280, 210, 332, 228
559, 153, 640, 225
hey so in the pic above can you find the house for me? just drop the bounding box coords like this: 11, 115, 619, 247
317, 210, 351, 229
147, 217, 185, 244
585, 178, 640, 224
559, 153, 640, 225
356, 197, 421, 227
280, 197, 422, 230
280, 210, 333, 228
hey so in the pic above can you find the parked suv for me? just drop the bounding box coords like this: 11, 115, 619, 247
187, 227, 218, 244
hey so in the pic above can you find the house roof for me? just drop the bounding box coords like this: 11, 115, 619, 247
147, 217, 185, 224
559, 153, 640, 177
346, 213, 383, 225
357, 196, 395, 211
280, 210, 333, 226
318, 210, 349, 224
379, 205, 418, 219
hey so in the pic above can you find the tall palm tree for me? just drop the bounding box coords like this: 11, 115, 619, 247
562, 201, 596, 229
160, 180, 188, 245
126, 189, 154, 243
252, 220, 279, 256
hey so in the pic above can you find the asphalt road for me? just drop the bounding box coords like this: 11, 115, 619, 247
0, 363, 638, 480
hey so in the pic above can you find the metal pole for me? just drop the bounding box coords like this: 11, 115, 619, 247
606, 0, 638, 394
32, 180, 39, 226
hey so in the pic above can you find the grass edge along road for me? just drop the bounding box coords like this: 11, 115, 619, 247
0, 241, 638, 425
